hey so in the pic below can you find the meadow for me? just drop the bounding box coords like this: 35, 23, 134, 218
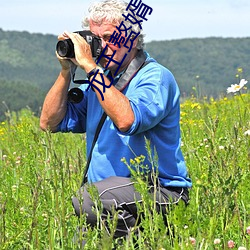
0, 89, 249, 249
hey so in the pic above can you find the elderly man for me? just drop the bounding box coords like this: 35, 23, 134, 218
40, 0, 192, 242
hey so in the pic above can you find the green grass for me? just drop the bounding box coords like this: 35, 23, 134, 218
0, 93, 249, 249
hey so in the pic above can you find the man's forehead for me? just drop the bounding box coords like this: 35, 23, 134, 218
90, 20, 119, 34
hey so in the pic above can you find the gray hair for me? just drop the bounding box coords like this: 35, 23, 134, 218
82, 0, 145, 49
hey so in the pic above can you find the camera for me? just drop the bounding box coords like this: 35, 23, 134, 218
56, 30, 102, 58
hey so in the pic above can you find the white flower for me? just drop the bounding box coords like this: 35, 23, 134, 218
244, 130, 250, 136
20, 207, 25, 214
238, 247, 246, 250
214, 238, 221, 244
214, 239, 221, 245
227, 79, 248, 93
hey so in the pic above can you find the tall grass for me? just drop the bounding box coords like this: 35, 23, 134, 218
0, 93, 249, 249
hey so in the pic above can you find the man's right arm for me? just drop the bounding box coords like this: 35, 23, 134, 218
40, 69, 71, 132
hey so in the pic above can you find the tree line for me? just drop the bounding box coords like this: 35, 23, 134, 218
0, 28, 249, 120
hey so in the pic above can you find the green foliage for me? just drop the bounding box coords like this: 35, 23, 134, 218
0, 109, 85, 249
0, 93, 249, 249
180, 94, 250, 249
0, 29, 60, 88
0, 79, 46, 121
0, 29, 61, 121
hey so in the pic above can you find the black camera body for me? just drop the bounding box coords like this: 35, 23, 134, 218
56, 30, 102, 58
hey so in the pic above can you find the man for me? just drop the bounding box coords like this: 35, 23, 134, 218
40, 0, 192, 242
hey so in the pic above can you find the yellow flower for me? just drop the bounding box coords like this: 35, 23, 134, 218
135, 157, 141, 164
180, 111, 187, 117
191, 103, 201, 109
130, 159, 135, 165
237, 67, 243, 73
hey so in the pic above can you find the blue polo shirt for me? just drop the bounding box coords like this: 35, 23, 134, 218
57, 52, 192, 188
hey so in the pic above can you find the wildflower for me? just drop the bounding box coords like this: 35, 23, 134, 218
130, 159, 135, 165
237, 67, 243, 73
191, 103, 201, 109
227, 79, 248, 93
135, 157, 141, 164
219, 145, 224, 150
244, 130, 250, 136
189, 237, 196, 246
238, 247, 246, 250
20, 207, 25, 214
42, 213, 48, 221
196, 180, 202, 185
214, 238, 221, 244
12, 185, 18, 192
246, 226, 250, 235
228, 240, 235, 248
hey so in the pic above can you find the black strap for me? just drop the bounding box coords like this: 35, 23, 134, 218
81, 50, 149, 186
81, 112, 107, 186
114, 49, 147, 91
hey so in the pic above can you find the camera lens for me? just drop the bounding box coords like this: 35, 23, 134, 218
68, 88, 84, 103
56, 39, 74, 58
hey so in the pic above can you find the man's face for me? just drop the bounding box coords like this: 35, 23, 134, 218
89, 19, 136, 73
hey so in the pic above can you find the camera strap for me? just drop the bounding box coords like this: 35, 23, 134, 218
81, 50, 149, 186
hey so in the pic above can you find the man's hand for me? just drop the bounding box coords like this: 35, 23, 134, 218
62, 31, 97, 73
56, 33, 78, 72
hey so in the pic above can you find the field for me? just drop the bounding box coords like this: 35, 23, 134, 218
0, 90, 249, 249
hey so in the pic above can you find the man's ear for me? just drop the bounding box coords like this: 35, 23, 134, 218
132, 37, 139, 49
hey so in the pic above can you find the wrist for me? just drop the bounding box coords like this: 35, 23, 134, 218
60, 68, 71, 79
87, 66, 104, 80
85, 63, 98, 74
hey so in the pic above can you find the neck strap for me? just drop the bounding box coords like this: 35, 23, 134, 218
114, 50, 147, 91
